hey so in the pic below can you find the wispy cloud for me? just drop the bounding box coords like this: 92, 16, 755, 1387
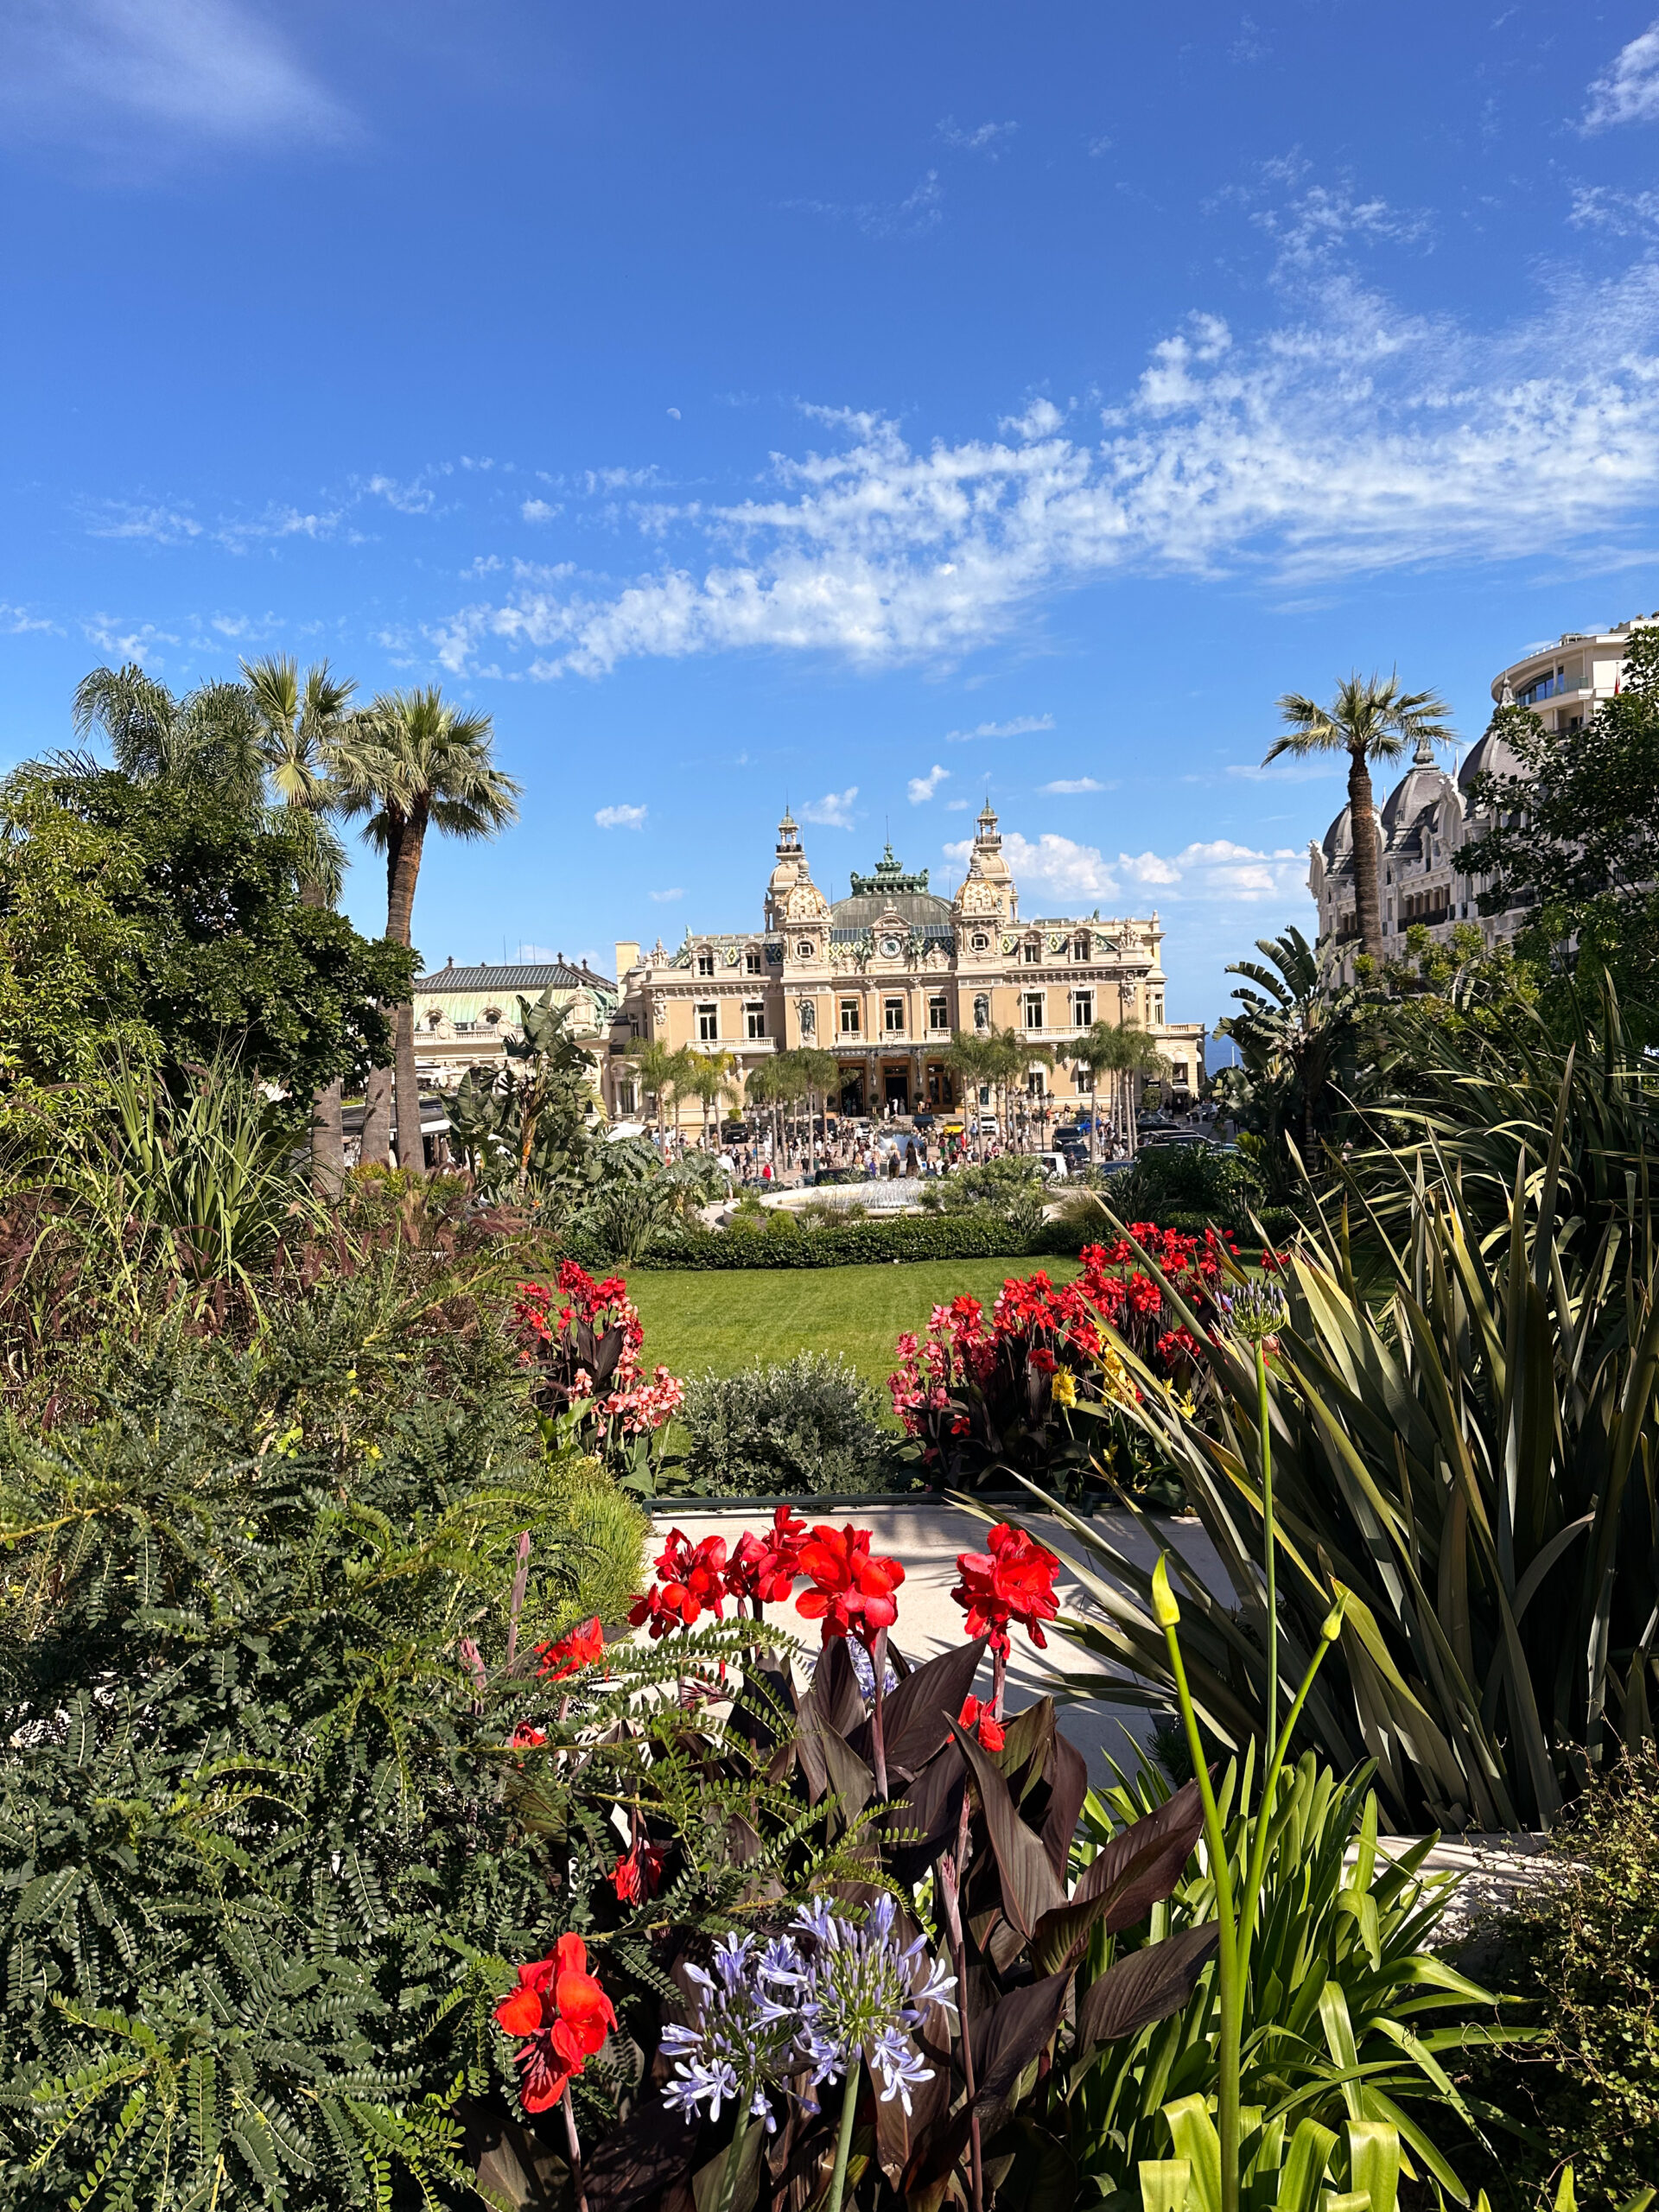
85, 500, 201, 544
1583, 19, 1659, 130
365, 474, 435, 516
595, 803, 647, 830
428, 262, 1659, 683
1040, 777, 1104, 793
0, 0, 358, 158
81, 614, 179, 664
946, 715, 1056, 742
937, 117, 1018, 159
799, 787, 858, 829
649, 887, 684, 902
783, 171, 943, 240
907, 764, 950, 803
522, 499, 559, 524
1570, 183, 1659, 235
0, 602, 59, 635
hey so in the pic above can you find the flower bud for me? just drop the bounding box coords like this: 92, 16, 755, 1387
1320, 1592, 1348, 1643
1151, 1553, 1181, 1627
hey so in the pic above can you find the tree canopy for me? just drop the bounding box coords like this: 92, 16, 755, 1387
0, 759, 411, 1135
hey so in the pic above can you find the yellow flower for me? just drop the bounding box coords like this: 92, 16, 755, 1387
1052, 1369, 1077, 1409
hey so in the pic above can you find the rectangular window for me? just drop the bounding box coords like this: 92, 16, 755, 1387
839, 999, 861, 1035
696, 1003, 719, 1041
1022, 941, 1039, 964
1075, 1067, 1094, 1095
1022, 991, 1045, 1030
745, 948, 763, 975
1072, 988, 1094, 1027
927, 994, 949, 1031
745, 1001, 766, 1039
696, 950, 715, 976
1072, 937, 1090, 960
454, 1019, 475, 1034
883, 996, 905, 1033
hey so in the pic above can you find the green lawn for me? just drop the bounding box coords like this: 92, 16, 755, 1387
628, 1256, 1082, 1388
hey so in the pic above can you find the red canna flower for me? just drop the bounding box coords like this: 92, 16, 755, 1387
726, 1506, 807, 1611
510, 1721, 547, 1749
957, 1694, 1006, 1751
627, 1529, 729, 1638
611, 1840, 667, 1904
951, 1522, 1062, 1656
494, 1933, 616, 2113
535, 1617, 606, 1681
793, 1523, 906, 1649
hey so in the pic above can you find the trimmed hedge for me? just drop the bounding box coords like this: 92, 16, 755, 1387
563, 1208, 1062, 1272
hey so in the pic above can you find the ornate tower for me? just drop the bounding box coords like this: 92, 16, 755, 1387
765, 807, 829, 931
952, 798, 1017, 923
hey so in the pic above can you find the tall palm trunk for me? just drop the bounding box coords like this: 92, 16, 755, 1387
383, 814, 428, 1176
296, 876, 348, 1192
1347, 746, 1383, 959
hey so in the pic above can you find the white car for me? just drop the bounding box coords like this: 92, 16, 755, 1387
1035, 1151, 1071, 1180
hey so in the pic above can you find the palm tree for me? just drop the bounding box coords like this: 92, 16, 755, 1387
625, 1039, 693, 1146
332, 689, 521, 1175
682, 1048, 741, 1149
243, 656, 355, 1190
744, 1054, 797, 1163
1065, 1022, 1122, 1164
1264, 672, 1455, 961
991, 1024, 1055, 1153
944, 1033, 996, 1159
73, 663, 265, 807
1111, 1023, 1168, 1156
794, 1046, 838, 1179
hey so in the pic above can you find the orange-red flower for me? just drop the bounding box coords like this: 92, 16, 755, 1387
535, 1617, 606, 1681
957, 1693, 1006, 1751
494, 1933, 616, 2113
611, 1840, 667, 1904
726, 1506, 806, 1611
951, 1522, 1061, 1655
510, 1721, 547, 1749
627, 1529, 729, 1639
794, 1523, 906, 1649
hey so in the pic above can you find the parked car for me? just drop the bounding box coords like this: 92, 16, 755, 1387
972, 1114, 1000, 1135
1035, 1151, 1071, 1181
911, 1111, 938, 1130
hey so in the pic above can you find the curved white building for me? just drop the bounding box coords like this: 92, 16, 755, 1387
1309, 613, 1659, 975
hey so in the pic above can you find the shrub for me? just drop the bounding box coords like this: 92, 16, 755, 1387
579, 1208, 1060, 1270
918, 1152, 1046, 1216
1104, 1141, 1265, 1231
678, 1351, 899, 1496
1464, 1749, 1659, 2208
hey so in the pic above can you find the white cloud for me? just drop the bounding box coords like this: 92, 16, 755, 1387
944, 829, 1306, 909
426, 263, 1659, 683
650, 887, 684, 902
365, 474, 434, 516
946, 714, 1056, 742
0, 0, 357, 154
1040, 777, 1104, 793
1584, 20, 1659, 130
1250, 181, 1431, 273
1001, 398, 1065, 442
214, 505, 347, 550
86, 501, 201, 544
947, 831, 1119, 902
0, 602, 57, 635
595, 803, 648, 830
799, 787, 858, 829
907, 763, 950, 803
522, 499, 559, 523
1570, 183, 1659, 235
1086, 134, 1113, 157
81, 614, 179, 664
937, 117, 1018, 158
784, 171, 943, 240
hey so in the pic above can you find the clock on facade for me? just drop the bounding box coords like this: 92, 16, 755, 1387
880, 934, 901, 957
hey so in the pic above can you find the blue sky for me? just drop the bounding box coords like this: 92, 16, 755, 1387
3, 1, 1659, 1031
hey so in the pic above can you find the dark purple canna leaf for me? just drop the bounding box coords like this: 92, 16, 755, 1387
1029, 1774, 1207, 1976
854, 1635, 988, 1781
884, 1736, 967, 1884
1039, 1730, 1089, 1878
1074, 1922, 1220, 2050
949, 1717, 1065, 1936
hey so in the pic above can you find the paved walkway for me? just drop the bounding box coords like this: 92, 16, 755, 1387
645, 1497, 1233, 1787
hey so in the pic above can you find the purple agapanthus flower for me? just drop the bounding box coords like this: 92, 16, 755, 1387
659, 1931, 805, 2130
791, 1894, 957, 2116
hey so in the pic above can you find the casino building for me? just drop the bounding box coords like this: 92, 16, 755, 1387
604, 804, 1205, 1128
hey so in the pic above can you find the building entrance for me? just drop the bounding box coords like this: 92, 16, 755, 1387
882, 1067, 911, 1109
837, 1066, 866, 1116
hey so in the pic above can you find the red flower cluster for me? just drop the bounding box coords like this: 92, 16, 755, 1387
726, 1506, 807, 1611
535, 1617, 606, 1681
628, 1529, 729, 1637
510, 1721, 547, 1750
513, 1263, 684, 1447
951, 1522, 1061, 1654
957, 1693, 1006, 1751
494, 1933, 616, 2113
611, 1840, 666, 1904
794, 1523, 906, 1649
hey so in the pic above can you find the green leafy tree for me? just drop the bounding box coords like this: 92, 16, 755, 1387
1264, 672, 1455, 959
243, 654, 357, 1187
944, 1031, 996, 1156
448, 991, 603, 1192
332, 689, 520, 1175
623, 1036, 692, 1144
1461, 627, 1659, 1028
0, 760, 408, 1142
681, 1046, 741, 1147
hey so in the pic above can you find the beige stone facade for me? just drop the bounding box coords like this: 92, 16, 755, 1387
604, 805, 1205, 1127
411, 958, 617, 1090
